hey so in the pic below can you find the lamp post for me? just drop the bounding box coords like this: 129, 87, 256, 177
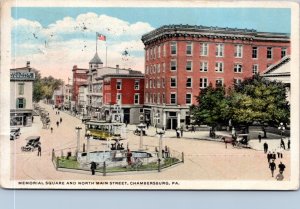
85, 130, 92, 162
156, 129, 165, 161
75, 126, 82, 155
137, 123, 146, 150
278, 122, 285, 138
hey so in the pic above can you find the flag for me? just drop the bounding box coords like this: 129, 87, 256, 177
97, 33, 106, 41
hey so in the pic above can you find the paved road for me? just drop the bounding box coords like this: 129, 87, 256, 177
10, 103, 291, 181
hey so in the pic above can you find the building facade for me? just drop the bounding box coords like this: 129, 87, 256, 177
141, 24, 290, 129
10, 61, 36, 126
78, 83, 88, 115
72, 65, 88, 112
63, 84, 73, 110
102, 73, 144, 124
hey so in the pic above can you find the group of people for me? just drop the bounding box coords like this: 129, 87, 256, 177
175, 127, 184, 138
264, 138, 288, 180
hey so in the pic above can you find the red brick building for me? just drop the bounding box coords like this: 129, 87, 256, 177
72, 65, 88, 111
141, 24, 290, 130
102, 73, 144, 124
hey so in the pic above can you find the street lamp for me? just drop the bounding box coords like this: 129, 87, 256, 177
156, 129, 165, 161
137, 123, 146, 150
278, 122, 285, 138
75, 126, 82, 155
85, 130, 92, 162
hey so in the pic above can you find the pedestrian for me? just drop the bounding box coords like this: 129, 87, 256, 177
58, 111, 60, 115
146, 121, 150, 129
263, 142, 268, 153
56, 121, 59, 127
50, 127, 53, 133
267, 152, 272, 163
280, 138, 286, 150
125, 120, 128, 127
176, 128, 180, 138
37, 145, 42, 157
276, 172, 284, 181
165, 146, 169, 158
180, 126, 184, 138
191, 125, 195, 132
258, 133, 262, 143
278, 162, 286, 174
288, 139, 291, 150
269, 160, 276, 177
32, 116, 34, 123
272, 152, 276, 161
60, 117, 62, 123
127, 149, 132, 165
90, 161, 97, 175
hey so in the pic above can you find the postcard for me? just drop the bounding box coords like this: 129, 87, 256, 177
0, 0, 299, 190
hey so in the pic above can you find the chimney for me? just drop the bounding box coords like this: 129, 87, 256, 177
26, 61, 30, 68
116, 64, 119, 74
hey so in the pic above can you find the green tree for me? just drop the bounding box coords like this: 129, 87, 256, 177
230, 75, 290, 130
191, 85, 231, 131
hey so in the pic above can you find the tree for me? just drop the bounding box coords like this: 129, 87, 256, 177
230, 75, 289, 133
191, 85, 231, 131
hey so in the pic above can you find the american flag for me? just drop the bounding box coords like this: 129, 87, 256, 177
97, 33, 106, 41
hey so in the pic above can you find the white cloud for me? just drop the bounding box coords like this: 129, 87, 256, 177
12, 12, 153, 81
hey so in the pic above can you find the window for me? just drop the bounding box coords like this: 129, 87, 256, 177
154, 94, 157, 103
153, 65, 156, 73
252, 64, 259, 74
267, 47, 272, 59
170, 77, 177, 87
134, 80, 140, 90
234, 78, 242, 85
117, 93, 122, 104
149, 79, 152, 88
200, 43, 208, 56
162, 93, 165, 103
16, 98, 26, 109
234, 64, 243, 73
216, 78, 223, 87
170, 42, 177, 55
171, 60, 177, 71
163, 43, 166, 57
157, 64, 160, 73
252, 47, 258, 58
162, 63, 165, 72
186, 94, 192, 104
145, 93, 149, 103
116, 80, 122, 90
18, 83, 24, 95
153, 80, 156, 88
145, 66, 148, 74
281, 48, 287, 58
157, 79, 160, 88
170, 93, 177, 104
186, 42, 192, 55
200, 78, 208, 89
134, 94, 139, 104
186, 61, 192, 71
186, 78, 192, 88
140, 108, 144, 113
153, 46, 156, 59
150, 94, 153, 103
215, 62, 224, 72
234, 45, 243, 58
200, 62, 208, 72
216, 44, 224, 57
162, 78, 165, 88
146, 49, 149, 61
145, 79, 148, 88
157, 93, 160, 104
158, 45, 161, 58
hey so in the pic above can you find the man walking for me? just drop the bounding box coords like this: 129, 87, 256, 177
267, 152, 272, 163
56, 121, 59, 127
50, 127, 53, 133
263, 142, 268, 153
258, 133, 262, 143
37, 145, 42, 157
288, 139, 291, 150
60, 117, 62, 123
180, 126, 184, 138
90, 161, 97, 175
280, 138, 286, 150
269, 160, 276, 177
278, 162, 286, 174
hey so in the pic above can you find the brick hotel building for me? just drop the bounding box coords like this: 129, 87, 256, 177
141, 24, 290, 130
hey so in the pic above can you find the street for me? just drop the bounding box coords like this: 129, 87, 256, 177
10, 102, 290, 181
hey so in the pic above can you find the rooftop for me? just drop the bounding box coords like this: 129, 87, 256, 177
89, 52, 103, 64
141, 24, 290, 45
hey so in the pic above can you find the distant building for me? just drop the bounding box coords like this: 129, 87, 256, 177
63, 84, 73, 110
52, 86, 64, 108
141, 24, 290, 129
78, 83, 88, 115
72, 65, 88, 111
10, 61, 36, 126
262, 55, 290, 103
102, 73, 144, 124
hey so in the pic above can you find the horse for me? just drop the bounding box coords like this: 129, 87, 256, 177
222, 136, 236, 149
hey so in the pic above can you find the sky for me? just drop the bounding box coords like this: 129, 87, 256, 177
11, 7, 291, 82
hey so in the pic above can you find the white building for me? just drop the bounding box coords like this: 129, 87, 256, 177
78, 83, 88, 115
63, 84, 73, 110
10, 61, 36, 126
262, 55, 290, 103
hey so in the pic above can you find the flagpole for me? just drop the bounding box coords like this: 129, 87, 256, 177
96, 32, 98, 53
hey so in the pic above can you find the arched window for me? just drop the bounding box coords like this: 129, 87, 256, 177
16, 98, 26, 109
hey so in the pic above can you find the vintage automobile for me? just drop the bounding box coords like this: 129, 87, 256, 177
21, 136, 41, 152
10, 127, 21, 140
